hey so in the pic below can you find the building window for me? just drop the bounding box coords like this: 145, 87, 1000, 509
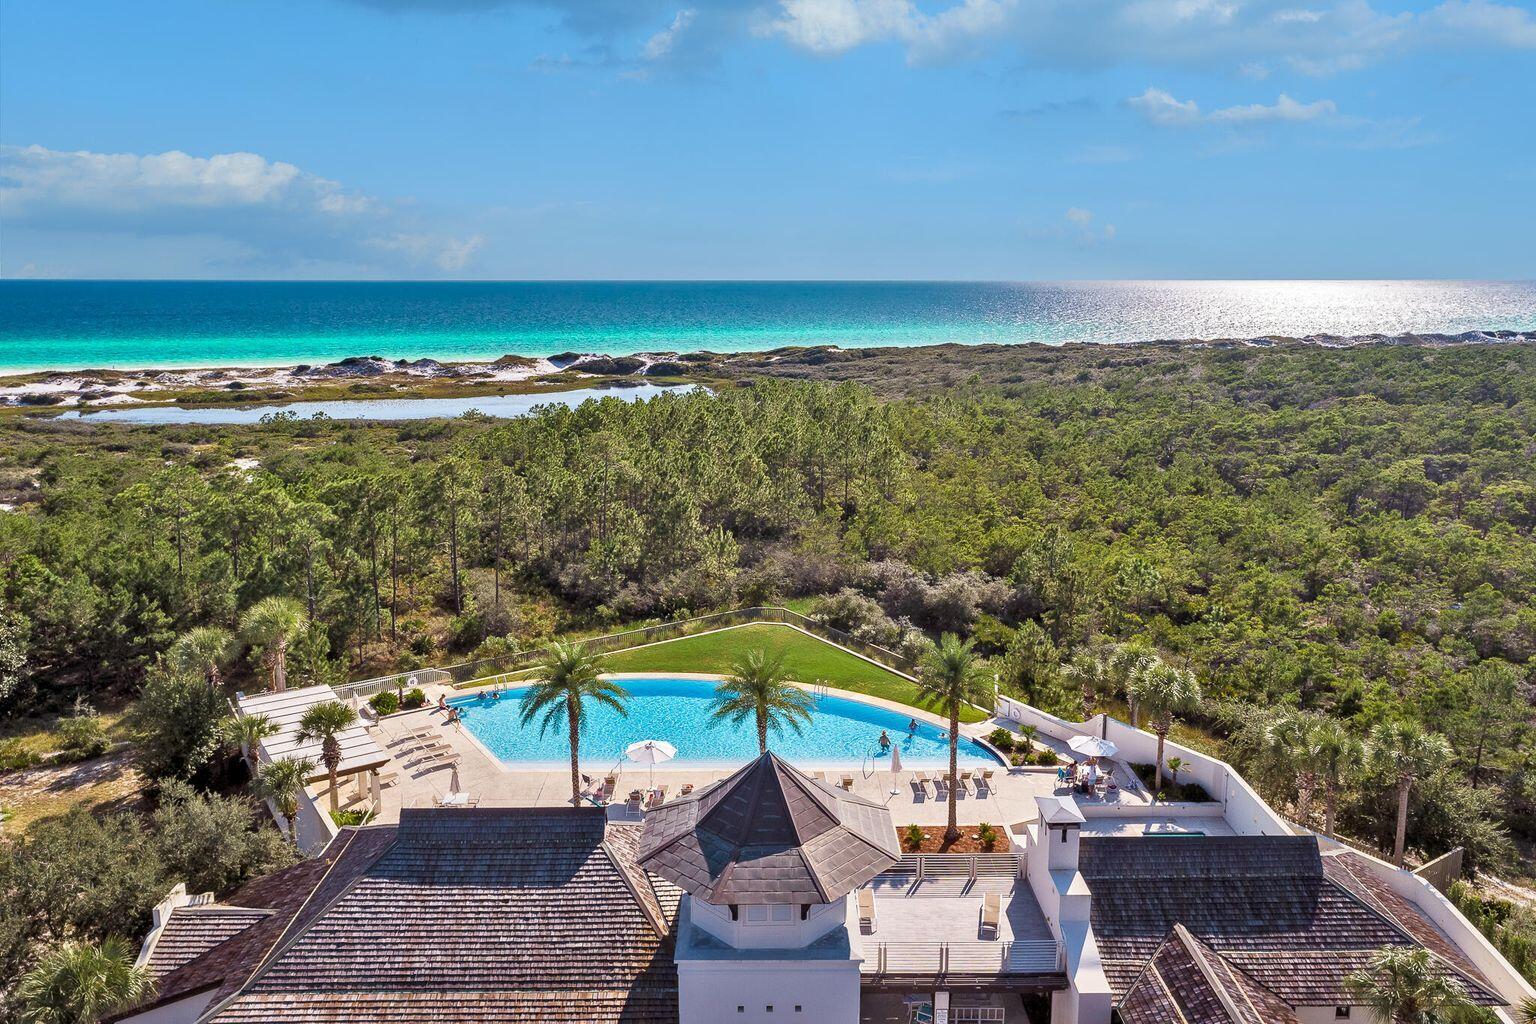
736, 1007, 743, 1014
1334, 1009, 1351, 1020
795, 1007, 803, 1013
766, 1006, 773, 1013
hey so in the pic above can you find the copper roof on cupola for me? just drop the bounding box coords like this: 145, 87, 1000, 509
637, 751, 901, 906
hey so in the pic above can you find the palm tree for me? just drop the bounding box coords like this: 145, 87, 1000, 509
15, 937, 155, 1024
295, 700, 357, 812
1166, 756, 1186, 788
256, 756, 316, 845
1369, 721, 1452, 868
1345, 945, 1478, 1023
710, 649, 816, 754
916, 633, 989, 843
1062, 649, 1111, 720
1108, 640, 1159, 728
1314, 717, 1364, 839
520, 642, 628, 806
221, 712, 278, 765
1517, 996, 1536, 1024
169, 626, 238, 688
1127, 661, 1201, 796
240, 596, 305, 692
1265, 713, 1324, 826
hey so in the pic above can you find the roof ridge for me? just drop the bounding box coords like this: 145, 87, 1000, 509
598, 839, 668, 937
1173, 924, 1245, 1024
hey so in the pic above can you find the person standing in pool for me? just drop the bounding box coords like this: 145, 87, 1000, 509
878, 730, 891, 751
907, 718, 919, 734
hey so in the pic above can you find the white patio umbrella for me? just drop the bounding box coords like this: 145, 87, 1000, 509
625, 739, 677, 788
1068, 735, 1119, 760
449, 763, 461, 795
889, 745, 903, 796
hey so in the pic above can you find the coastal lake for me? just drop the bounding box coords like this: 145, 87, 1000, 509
57, 383, 697, 425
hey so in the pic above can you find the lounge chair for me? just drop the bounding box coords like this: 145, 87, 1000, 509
910, 776, 927, 799
914, 771, 931, 793
415, 752, 459, 772
813, 771, 828, 784
981, 768, 995, 785
679, 783, 694, 797
375, 771, 399, 789
857, 888, 877, 933
933, 776, 950, 800
625, 791, 644, 815
840, 773, 855, 790
410, 742, 453, 762
980, 891, 1001, 939
647, 786, 668, 809
951, 773, 970, 796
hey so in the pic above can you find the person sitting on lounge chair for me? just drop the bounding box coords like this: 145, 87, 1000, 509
436, 695, 448, 713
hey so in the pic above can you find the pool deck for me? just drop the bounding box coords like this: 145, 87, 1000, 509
321, 678, 1159, 831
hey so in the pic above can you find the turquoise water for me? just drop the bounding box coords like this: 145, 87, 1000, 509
57, 383, 694, 425
4, 280, 1534, 371
450, 676, 1001, 769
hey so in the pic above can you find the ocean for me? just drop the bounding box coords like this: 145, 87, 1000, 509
2, 280, 1534, 372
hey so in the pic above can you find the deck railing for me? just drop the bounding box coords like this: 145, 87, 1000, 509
867, 939, 1061, 976
337, 605, 918, 697
888, 853, 1024, 882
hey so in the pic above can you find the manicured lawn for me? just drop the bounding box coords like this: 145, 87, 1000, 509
596, 623, 988, 724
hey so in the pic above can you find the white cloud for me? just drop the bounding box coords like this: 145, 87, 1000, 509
1065, 207, 1094, 224
755, 0, 1532, 71
0, 144, 482, 275
643, 8, 697, 60
1129, 87, 1338, 126
759, 0, 1011, 62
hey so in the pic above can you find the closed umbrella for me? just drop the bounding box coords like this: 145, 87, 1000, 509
1068, 735, 1119, 760
625, 739, 677, 789
889, 745, 902, 796
449, 763, 461, 795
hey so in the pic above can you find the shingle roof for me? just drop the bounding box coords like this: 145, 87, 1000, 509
1119, 925, 1301, 1024
144, 907, 273, 980
637, 751, 901, 905
203, 807, 679, 1024
1082, 836, 1504, 1010
113, 837, 366, 1021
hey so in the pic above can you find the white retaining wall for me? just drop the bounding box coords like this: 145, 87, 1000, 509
992, 696, 1291, 835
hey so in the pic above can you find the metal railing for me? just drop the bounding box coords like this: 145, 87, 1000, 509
868, 939, 1061, 976
889, 853, 1024, 882
338, 605, 918, 696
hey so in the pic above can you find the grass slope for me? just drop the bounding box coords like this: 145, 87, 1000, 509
597, 623, 988, 724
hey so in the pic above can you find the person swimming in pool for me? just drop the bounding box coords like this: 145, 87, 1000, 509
878, 730, 891, 751
907, 718, 919, 734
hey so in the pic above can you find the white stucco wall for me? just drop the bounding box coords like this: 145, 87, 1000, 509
115, 992, 215, 1024
677, 959, 861, 1024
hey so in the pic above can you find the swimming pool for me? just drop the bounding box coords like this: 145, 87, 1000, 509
450, 676, 1002, 770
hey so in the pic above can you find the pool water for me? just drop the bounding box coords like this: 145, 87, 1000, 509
450, 676, 1001, 770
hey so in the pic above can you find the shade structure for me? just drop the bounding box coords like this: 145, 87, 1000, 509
1069, 735, 1119, 759
638, 751, 901, 905
626, 739, 677, 787
236, 685, 389, 785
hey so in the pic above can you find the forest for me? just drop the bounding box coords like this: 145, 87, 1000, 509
0, 339, 1533, 902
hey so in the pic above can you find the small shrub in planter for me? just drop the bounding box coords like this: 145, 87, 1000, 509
977, 822, 998, 851
987, 727, 1015, 752
902, 823, 924, 852
369, 690, 400, 715
330, 807, 376, 827
1010, 751, 1029, 767
1032, 749, 1058, 766
401, 688, 427, 710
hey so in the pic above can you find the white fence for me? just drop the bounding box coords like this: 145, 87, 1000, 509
866, 939, 1062, 976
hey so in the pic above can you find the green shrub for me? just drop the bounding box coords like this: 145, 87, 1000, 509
57, 707, 110, 760
1032, 749, 1058, 766
987, 727, 1015, 752
977, 822, 997, 851
401, 688, 427, 710
368, 690, 400, 715
902, 823, 924, 851
330, 807, 376, 827
0, 738, 40, 771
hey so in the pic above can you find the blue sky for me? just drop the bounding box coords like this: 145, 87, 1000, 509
1, 0, 1533, 279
